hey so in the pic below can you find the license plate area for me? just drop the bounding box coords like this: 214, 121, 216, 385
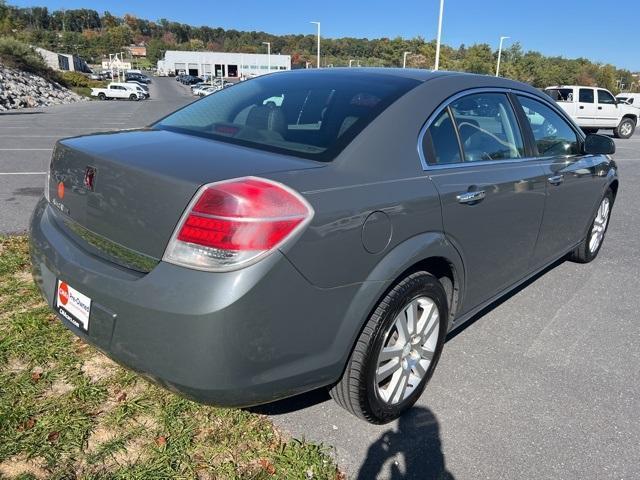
55, 279, 91, 332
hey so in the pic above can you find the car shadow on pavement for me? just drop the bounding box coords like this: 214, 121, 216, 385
356, 406, 454, 480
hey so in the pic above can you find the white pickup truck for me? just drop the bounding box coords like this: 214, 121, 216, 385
91, 83, 143, 101
545, 85, 638, 139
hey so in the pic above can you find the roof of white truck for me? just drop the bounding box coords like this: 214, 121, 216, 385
545, 85, 601, 90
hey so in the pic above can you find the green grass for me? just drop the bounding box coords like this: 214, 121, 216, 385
0, 236, 342, 480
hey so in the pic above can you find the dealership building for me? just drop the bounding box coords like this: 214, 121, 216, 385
157, 51, 291, 78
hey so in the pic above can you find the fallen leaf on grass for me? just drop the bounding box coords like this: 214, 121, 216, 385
155, 436, 167, 447
47, 431, 60, 443
17, 418, 36, 431
258, 458, 276, 475
31, 367, 43, 382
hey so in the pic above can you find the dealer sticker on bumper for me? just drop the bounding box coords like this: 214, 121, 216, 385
55, 279, 91, 332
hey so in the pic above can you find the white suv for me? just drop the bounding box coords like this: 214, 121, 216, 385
545, 85, 637, 139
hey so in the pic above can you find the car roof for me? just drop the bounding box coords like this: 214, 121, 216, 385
271, 68, 543, 95
279, 67, 457, 83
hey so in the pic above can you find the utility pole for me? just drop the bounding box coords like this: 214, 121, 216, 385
495, 36, 510, 77
403, 51, 411, 68
262, 42, 271, 72
310, 22, 321, 68
434, 0, 445, 70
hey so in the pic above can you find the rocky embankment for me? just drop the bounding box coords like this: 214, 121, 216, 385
0, 64, 84, 111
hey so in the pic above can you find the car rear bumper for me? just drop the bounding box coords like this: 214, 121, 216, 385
29, 198, 360, 407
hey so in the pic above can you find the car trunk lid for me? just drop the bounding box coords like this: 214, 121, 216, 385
48, 128, 322, 269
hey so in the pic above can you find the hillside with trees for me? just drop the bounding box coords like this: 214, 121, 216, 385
0, 1, 636, 93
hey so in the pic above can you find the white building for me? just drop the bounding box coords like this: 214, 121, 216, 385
157, 51, 291, 79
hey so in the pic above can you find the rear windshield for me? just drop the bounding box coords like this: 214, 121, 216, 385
154, 71, 420, 161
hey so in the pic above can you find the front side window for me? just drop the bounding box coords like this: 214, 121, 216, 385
579, 89, 594, 103
518, 96, 579, 157
449, 93, 524, 162
597, 90, 616, 104
154, 72, 419, 161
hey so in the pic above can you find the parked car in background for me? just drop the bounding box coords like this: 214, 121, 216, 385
89, 73, 104, 81
184, 76, 203, 85
616, 93, 640, 109
126, 80, 150, 97
130, 84, 149, 99
90, 82, 144, 101
125, 72, 151, 84
32, 69, 618, 424
192, 85, 219, 96
545, 85, 638, 138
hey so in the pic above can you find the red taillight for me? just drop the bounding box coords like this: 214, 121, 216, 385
163, 177, 313, 271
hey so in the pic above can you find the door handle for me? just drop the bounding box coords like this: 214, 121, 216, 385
548, 175, 564, 185
598, 106, 603, 110
456, 190, 486, 204
579, 106, 584, 109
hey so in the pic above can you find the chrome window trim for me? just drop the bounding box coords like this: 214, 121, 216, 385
417, 87, 585, 171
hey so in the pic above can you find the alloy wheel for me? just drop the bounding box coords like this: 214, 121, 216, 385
589, 197, 610, 253
375, 296, 439, 405
620, 122, 633, 137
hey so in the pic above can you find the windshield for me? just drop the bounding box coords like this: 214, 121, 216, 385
617, 97, 632, 104
154, 71, 420, 161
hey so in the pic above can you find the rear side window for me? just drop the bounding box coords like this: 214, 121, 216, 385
424, 109, 461, 165
579, 89, 594, 103
546, 88, 573, 102
449, 93, 524, 162
597, 90, 616, 104
154, 72, 420, 161
517, 96, 579, 156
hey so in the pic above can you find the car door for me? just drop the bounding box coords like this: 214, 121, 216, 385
515, 94, 609, 267
422, 92, 547, 313
596, 89, 620, 127
576, 88, 597, 126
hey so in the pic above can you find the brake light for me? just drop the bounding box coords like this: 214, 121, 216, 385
163, 177, 314, 271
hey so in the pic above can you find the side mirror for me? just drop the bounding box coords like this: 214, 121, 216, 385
583, 134, 615, 155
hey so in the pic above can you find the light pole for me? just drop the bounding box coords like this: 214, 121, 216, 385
403, 51, 411, 68
262, 41, 271, 72
310, 21, 320, 68
495, 36, 510, 77
434, 0, 445, 70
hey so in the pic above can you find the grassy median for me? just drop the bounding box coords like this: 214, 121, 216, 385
0, 236, 341, 480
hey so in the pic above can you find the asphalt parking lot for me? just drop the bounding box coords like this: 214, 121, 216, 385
0, 78, 193, 233
1, 79, 639, 479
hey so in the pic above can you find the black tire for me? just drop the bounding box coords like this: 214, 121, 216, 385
330, 271, 448, 424
568, 189, 614, 263
613, 118, 635, 139
581, 128, 599, 135
129, 94, 138, 101
97, 93, 106, 101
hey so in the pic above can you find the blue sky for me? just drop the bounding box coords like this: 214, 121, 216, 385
11, 0, 640, 71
